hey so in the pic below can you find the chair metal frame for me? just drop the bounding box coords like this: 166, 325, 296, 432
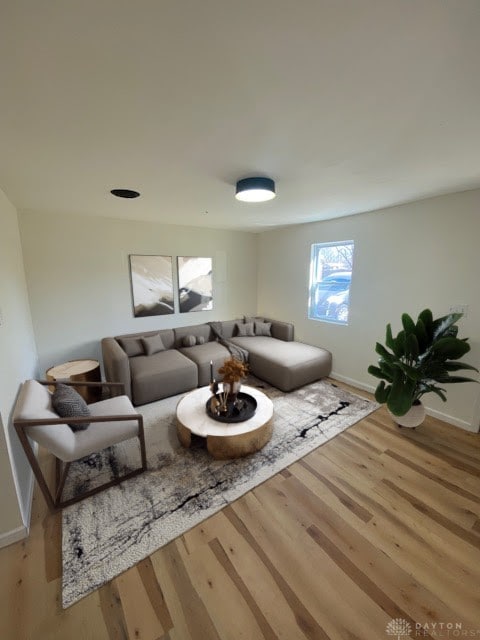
14, 380, 147, 511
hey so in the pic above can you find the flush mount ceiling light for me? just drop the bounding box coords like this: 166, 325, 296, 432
110, 188, 140, 199
235, 177, 276, 202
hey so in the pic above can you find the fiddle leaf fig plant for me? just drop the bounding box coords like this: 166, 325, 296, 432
368, 309, 478, 416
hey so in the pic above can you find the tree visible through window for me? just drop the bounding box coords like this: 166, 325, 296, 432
308, 241, 354, 324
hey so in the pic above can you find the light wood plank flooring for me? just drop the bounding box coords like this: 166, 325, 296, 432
1, 380, 479, 640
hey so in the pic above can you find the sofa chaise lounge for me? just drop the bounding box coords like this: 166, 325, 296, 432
102, 317, 332, 406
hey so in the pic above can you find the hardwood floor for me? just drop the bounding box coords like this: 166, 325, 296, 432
1, 380, 479, 640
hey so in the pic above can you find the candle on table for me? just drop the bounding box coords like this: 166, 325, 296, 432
210, 360, 214, 383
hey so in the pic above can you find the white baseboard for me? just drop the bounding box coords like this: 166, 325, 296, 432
21, 466, 35, 530
424, 407, 476, 433
0, 469, 34, 550
0, 524, 28, 549
330, 372, 376, 394
330, 371, 478, 433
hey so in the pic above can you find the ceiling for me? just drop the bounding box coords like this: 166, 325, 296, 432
1, 1, 479, 232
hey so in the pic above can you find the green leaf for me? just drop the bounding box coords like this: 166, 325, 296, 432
387, 370, 416, 416
385, 324, 395, 350
432, 313, 463, 340
375, 343, 395, 363
395, 361, 423, 381
374, 381, 390, 404
433, 375, 478, 384
402, 313, 416, 335
418, 309, 433, 337
393, 330, 406, 358
405, 333, 419, 361
368, 365, 386, 380
378, 359, 395, 382
425, 385, 447, 402
414, 318, 429, 352
431, 337, 470, 360
443, 361, 479, 372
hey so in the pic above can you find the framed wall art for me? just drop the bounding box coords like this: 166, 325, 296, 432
177, 256, 213, 312
129, 255, 174, 317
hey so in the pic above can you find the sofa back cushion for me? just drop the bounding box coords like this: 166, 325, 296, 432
174, 324, 212, 348
218, 319, 240, 339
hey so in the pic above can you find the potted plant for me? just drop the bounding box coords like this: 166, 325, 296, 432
368, 309, 478, 427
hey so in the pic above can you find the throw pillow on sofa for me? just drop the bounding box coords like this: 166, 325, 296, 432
182, 335, 196, 347
255, 321, 272, 337
51, 383, 91, 432
141, 334, 165, 356
118, 337, 144, 357
236, 322, 255, 337
196, 336, 205, 345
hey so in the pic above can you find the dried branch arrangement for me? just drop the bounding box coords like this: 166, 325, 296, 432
218, 357, 249, 385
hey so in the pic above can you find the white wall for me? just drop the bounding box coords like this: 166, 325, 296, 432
0, 190, 38, 544
19, 212, 258, 374
257, 189, 480, 432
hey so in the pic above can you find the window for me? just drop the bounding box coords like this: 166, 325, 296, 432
308, 241, 354, 324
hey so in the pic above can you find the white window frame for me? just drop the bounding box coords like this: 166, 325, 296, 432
307, 240, 354, 325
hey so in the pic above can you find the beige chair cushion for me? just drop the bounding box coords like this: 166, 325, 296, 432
14, 380, 140, 462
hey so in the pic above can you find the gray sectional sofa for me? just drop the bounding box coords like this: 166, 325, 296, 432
102, 317, 332, 406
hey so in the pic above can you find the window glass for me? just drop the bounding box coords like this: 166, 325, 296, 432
308, 241, 354, 324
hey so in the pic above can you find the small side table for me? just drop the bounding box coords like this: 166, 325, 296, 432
46, 359, 101, 403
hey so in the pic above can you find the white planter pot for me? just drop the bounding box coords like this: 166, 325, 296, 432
389, 402, 426, 428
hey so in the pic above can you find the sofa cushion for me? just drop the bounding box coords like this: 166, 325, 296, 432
237, 322, 255, 337
255, 321, 272, 337
196, 336, 205, 345
230, 336, 332, 391
118, 337, 144, 357
129, 350, 198, 405
182, 334, 196, 347
51, 383, 91, 431
141, 334, 165, 356
179, 342, 231, 386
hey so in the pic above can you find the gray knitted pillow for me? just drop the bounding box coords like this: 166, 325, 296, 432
236, 322, 255, 337
51, 383, 91, 432
118, 337, 144, 357
255, 321, 272, 336
196, 336, 205, 345
141, 334, 165, 356
182, 335, 196, 347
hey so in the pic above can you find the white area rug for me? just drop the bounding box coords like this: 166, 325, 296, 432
62, 378, 378, 608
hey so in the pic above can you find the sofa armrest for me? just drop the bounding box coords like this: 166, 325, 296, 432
265, 319, 294, 342
101, 338, 132, 400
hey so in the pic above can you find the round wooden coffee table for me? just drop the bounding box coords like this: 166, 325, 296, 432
176, 385, 273, 460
